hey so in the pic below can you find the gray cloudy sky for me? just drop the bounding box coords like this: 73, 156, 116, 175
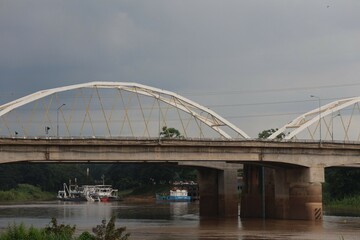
1, 0, 360, 137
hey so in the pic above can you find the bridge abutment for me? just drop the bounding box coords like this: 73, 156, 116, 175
240, 164, 324, 220
197, 166, 239, 217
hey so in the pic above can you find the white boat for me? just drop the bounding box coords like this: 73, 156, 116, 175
57, 183, 87, 201
156, 189, 191, 201
87, 185, 121, 202
57, 183, 121, 202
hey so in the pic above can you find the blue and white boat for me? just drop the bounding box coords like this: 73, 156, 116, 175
156, 189, 191, 201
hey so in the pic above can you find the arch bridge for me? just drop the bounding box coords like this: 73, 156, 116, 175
1, 82, 360, 221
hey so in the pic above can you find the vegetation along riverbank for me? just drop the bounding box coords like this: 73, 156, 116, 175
0, 184, 54, 202
325, 195, 360, 210
0, 216, 130, 240
0, 163, 359, 210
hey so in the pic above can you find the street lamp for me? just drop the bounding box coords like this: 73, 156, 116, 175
331, 112, 340, 141
57, 104, 66, 137
310, 95, 321, 142
45, 126, 50, 135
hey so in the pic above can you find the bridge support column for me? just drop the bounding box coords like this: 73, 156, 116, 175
286, 167, 324, 220
198, 167, 238, 217
240, 164, 263, 218
241, 165, 324, 220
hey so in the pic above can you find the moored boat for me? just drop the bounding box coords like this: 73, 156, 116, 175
57, 183, 121, 202
57, 183, 87, 202
156, 189, 191, 202
91, 185, 121, 202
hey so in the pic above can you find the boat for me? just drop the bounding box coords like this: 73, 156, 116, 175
156, 189, 191, 202
88, 185, 121, 202
57, 183, 121, 202
57, 183, 87, 202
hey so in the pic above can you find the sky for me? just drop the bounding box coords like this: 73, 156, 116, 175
1, 0, 360, 137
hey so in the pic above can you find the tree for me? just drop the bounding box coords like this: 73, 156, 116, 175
258, 128, 284, 139
160, 126, 182, 138
92, 215, 130, 240
325, 167, 360, 200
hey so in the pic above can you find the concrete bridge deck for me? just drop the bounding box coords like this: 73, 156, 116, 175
1, 138, 359, 168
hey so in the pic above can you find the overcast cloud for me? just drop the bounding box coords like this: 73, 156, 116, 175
1, 0, 360, 137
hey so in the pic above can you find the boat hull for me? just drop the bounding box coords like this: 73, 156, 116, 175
156, 194, 191, 202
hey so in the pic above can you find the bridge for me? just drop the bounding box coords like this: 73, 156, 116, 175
1, 82, 360, 220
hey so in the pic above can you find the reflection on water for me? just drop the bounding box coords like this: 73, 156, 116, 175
0, 201, 359, 240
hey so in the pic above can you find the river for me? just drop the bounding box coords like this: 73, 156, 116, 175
0, 201, 359, 240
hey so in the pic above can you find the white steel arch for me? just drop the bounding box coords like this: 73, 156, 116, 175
0, 81, 250, 139
269, 97, 360, 140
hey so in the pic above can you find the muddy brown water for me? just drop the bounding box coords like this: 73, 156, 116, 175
0, 201, 359, 239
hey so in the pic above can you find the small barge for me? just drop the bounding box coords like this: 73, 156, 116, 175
156, 189, 191, 202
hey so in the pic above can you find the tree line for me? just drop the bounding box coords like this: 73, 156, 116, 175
0, 163, 197, 193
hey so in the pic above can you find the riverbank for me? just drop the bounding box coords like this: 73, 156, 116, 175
0, 184, 54, 202
2, 184, 360, 211
120, 185, 168, 202
0, 216, 130, 240
325, 195, 360, 210
0, 184, 169, 203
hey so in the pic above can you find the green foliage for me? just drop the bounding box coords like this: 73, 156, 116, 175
92, 215, 130, 240
160, 126, 182, 138
0, 217, 130, 240
325, 168, 360, 200
77, 232, 96, 240
326, 194, 360, 209
0, 223, 28, 240
0, 184, 54, 202
258, 128, 284, 139
107, 164, 197, 191
44, 218, 76, 239
0, 160, 197, 197
0, 223, 57, 240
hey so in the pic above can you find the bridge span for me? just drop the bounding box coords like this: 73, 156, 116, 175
1, 137, 360, 221
1, 138, 360, 167
2, 82, 360, 221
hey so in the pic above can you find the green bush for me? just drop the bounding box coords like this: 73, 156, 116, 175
327, 195, 360, 209
77, 232, 96, 240
0, 184, 54, 202
0, 217, 130, 240
0, 223, 46, 240
92, 215, 130, 240
44, 218, 76, 239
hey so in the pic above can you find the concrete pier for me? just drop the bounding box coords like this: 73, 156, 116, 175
198, 166, 239, 217
241, 164, 324, 220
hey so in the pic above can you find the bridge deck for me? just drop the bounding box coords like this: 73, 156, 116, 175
1, 138, 360, 167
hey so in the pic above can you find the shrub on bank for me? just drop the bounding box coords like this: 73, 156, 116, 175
0, 223, 49, 240
0, 216, 130, 240
0, 184, 54, 202
326, 195, 360, 209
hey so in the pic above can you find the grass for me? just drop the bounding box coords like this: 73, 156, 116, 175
0, 223, 64, 240
325, 195, 360, 210
0, 216, 130, 240
0, 184, 54, 202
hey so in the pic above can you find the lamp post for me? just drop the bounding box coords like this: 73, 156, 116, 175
310, 95, 321, 142
331, 112, 340, 141
57, 104, 66, 138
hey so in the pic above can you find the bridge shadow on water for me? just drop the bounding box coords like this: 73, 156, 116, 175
194, 215, 358, 240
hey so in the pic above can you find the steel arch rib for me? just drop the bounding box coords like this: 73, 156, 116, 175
0, 81, 250, 139
268, 97, 360, 140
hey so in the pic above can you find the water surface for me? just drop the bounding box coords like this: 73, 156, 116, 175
0, 201, 359, 240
